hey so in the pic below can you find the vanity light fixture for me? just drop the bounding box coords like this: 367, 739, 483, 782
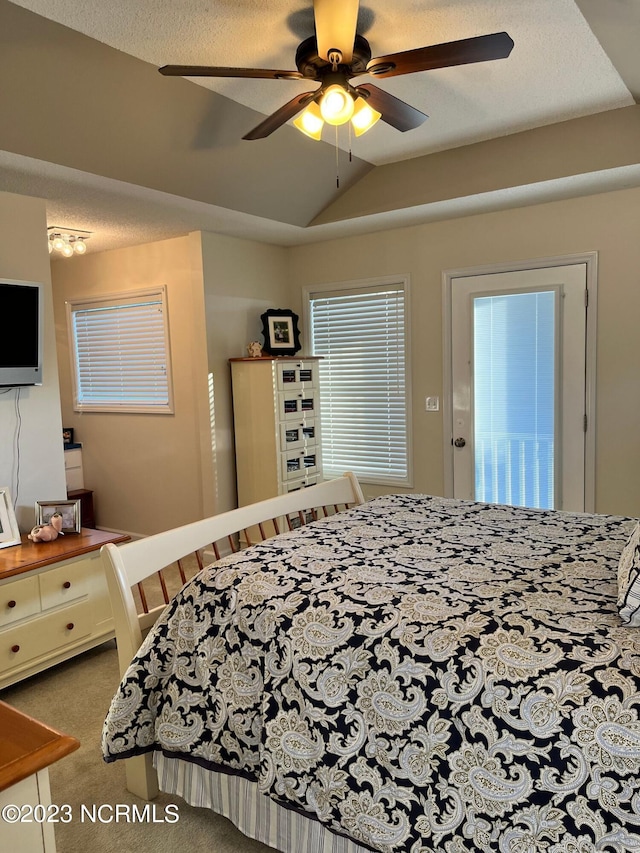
47, 227, 91, 258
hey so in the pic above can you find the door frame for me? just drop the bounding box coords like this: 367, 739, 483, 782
442, 252, 598, 512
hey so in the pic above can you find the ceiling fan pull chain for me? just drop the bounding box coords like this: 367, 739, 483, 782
348, 122, 353, 162
335, 126, 340, 188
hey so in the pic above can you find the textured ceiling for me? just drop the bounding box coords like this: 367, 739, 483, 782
0, 0, 638, 253
8, 0, 633, 163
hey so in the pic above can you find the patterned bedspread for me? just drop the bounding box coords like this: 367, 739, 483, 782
103, 494, 640, 852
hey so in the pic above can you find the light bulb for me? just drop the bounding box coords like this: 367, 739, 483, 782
320, 84, 354, 126
52, 235, 66, 252
74, 239, 87, 254
293, 102, 324, 140
61, 243, 74, 258
351, 97, 382, 137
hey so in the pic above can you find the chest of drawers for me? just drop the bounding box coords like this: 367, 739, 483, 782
230, 357, 323, 507
0, 529, 128, 688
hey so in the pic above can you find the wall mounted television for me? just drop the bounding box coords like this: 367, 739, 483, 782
0, 279, 44, 386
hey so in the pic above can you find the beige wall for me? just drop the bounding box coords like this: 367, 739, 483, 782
288, 185, 640, 518
45, 183, 640, 528
200, 231, 289, 514
0, 191, 66, 532
51, 232, 214, 536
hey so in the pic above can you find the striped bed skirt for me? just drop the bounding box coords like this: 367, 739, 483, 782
155, 754, 371, 853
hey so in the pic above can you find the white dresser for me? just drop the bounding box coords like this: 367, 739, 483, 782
230, 357, 323, 508
0, 529, 128, 689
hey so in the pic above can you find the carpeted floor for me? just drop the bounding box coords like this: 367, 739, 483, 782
1, 641, 276, 853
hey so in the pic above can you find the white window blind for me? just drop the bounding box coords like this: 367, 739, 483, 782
67, 287, 174, 413
309, 281, 410, 485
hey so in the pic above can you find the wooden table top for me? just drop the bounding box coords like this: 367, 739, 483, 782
0, 701, 80, 792
0, 528, 129, 581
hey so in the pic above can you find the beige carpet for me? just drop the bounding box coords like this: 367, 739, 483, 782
1, 641, 276, 853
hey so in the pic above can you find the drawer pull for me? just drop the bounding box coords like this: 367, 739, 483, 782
11, 644, 20, 653
66, 623, 75, 631
7, 600, 17, 608
63, 581, 72, 589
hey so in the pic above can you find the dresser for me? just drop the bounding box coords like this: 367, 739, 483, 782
0, 529, 128, 689
230, 357, 323, 508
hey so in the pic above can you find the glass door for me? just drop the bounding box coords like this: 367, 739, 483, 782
451, 264, 588, 511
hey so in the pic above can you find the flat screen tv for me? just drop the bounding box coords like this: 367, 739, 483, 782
0, 280, 44, 386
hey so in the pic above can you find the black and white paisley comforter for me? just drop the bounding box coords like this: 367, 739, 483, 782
103, 495, 640, 852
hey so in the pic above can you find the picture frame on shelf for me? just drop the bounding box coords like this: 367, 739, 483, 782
0, 486, 21, 549
260, 309, 301, 356
62, 427, 74, 445
35, 499, 82, 534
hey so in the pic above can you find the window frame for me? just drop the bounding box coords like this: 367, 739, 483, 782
302, 274, 412, 488
66, 286, 174, 414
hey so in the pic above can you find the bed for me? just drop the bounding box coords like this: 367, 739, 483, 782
101, 473, 640, 852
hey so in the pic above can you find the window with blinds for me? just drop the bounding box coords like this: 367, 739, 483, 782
67, 287, 174, 413
307, 279, 410, 486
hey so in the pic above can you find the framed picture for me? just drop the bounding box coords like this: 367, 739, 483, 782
0, 486, 21, 549
63, 427, 74, 445
35, 499, 82, 534
261, 309, 301, 356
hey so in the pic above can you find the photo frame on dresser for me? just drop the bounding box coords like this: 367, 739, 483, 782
0, 487, 21, 549
260, 309, 301, 356
35, 499, 82, 534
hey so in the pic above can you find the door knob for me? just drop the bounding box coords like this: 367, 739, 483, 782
454, 437, 466, 448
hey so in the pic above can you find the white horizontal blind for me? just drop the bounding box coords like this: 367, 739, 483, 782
68, 288, 173, 413
309, 283, 409, 485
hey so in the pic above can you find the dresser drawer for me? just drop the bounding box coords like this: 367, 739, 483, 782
39, 560, 89, 610
0, 601, 93, 674
281, 451, 320, 481
285, 475, 318, 493
278, 389, 319, 421
276, 361, 319, 391
279, 419, 318, 452
0, 576, 40, 628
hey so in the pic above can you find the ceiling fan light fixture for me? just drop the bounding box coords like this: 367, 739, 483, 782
293, 102, 325, 140
351, 97, 381, 136
320, 84, 355, 125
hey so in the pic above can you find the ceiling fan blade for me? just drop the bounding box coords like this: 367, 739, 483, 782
243, 91, 318, 140
313, 0, 359, 64
366, 31, 514, 78
356, 84, 428, 132
159, 65, 303, 81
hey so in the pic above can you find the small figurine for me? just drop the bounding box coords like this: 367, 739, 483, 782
247, 341, 263, 358
28, 512, 65, 542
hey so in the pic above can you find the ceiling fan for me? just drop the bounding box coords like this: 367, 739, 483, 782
158, 0, 514, 142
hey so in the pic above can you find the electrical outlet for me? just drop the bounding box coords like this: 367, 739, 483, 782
425, 396, 440, 412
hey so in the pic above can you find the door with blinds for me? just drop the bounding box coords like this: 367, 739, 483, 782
305, 277, 411, 486
450, 264, 589, 511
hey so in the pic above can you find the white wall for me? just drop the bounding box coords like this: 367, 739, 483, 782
200, 231, 290, 514
0, 191, 66, 532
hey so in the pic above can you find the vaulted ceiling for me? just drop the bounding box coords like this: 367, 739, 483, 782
0, 0, 639, 253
